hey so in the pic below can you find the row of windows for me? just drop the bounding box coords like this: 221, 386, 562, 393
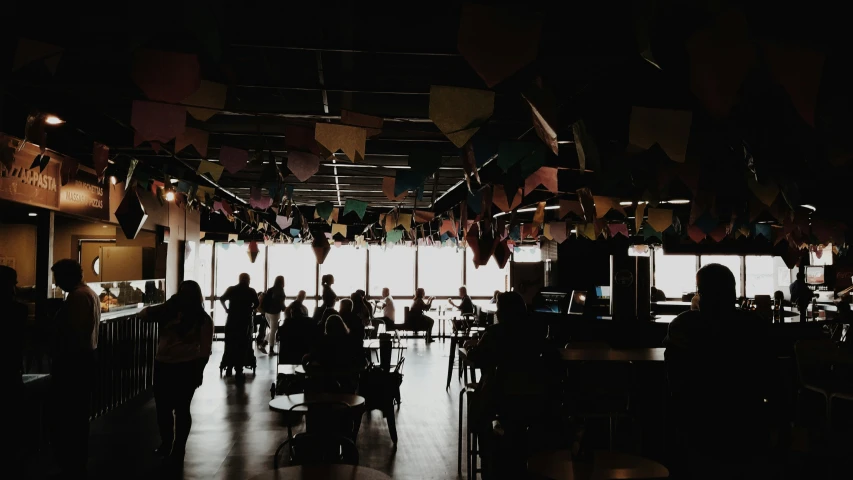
652, 249, 794, 299
194, 243, 528, 324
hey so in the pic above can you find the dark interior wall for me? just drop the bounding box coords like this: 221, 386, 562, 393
557, 237, 624, 291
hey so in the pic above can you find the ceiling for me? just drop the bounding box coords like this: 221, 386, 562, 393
2, 1, 852, 235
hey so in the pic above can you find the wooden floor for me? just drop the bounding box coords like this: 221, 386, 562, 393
21, 338, 853, 480
27, 338, 467, 480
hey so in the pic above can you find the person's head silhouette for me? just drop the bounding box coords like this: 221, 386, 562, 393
696, 263, 736, 312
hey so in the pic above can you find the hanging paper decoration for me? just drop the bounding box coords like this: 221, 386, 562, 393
608, 224, 630, 237
493, 239, 511, 268
550, 222, 568, 243
132, 49, 200, 103
572, 120, 598, 172
288, 151, 321, 182
29, 153, 50, 172
415, 210, 435, 223
382, 177, 407, 202
314, 123, 366, 163
312, 235, 331, 264
342, 199, 368, 220
523, 78, 559, 155
576, 187, 596, 223
249, 187, 272, 210
23, 113, 47, 153
175, 127, 209, 158
315, 201, 334, 221
183, 80, 227, 121
628, 107, 692, 163
466, 222, 498, 267
115, 188, 149, 240
747, 174, 780, 206
341, 110, 383, 137
646, 208, 673, 232
708, 225, 729, 243
92, 142, 109, 181
533, 202, 546, 225
386, 229, 404, 244
219, 146, 249, 174
394, 170, 427, 196
522, 223, 539, 239
247, 241, 260, 263
440, 219, 457, 237
214, 200, 233, 217
331, 224, 348, 239
492, 185, 522, 213
559, 200, 584, 220
524, 167, 559, 196
13, 38, 64, 73
429, 85, 494, 148
593, 196, 626, 218
687, 225, 706, 243
686, 9, 756, 119
196, 186, 214, 204
59, 156, 78, 187
457, 3, 542, 88
461, 142, 481, 188
762, 43, 824, 127
285, 125, 322, 156
276, 216, 293, 229
131, 100, 186, 146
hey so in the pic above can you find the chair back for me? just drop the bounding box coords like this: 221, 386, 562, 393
794, 339, 837, 387
288, 433, 359, 466
289, 401, 354, 436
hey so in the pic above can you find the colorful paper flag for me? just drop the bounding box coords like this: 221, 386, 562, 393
429, 85, 494, 148
219, 146, 248, 174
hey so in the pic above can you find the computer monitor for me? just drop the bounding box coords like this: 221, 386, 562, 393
568, 290, 587, 314
806, 266, 825, 285
595, 286, 611, 300
533, 291, 568, 313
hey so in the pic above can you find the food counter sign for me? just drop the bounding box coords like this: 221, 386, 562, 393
0, 145, 61, 209
60, 170, 110, 221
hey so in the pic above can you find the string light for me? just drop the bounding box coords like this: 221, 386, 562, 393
165, 190, 176, 202
109, 176, 117, 185
44, 115, 65, 125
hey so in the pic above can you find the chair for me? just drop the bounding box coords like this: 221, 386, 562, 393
458, 382, 479, 477
793, 339, 837, 428
274, 401, 357, 468
565, 359, 634, 451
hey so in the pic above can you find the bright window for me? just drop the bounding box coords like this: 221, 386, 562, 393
653, 249, 697, 299
213, 242, 266, 325
215, 243, 266, 295
746, 256, 792, 298
319, 244, 367, 300
368, 244, 415, 298
268, 244, 318, 297
465, 247, 509, 296
513, 246, 541, 262
197, 242, 213, 299
700, 255, 742, 296
418, 246, 463, 296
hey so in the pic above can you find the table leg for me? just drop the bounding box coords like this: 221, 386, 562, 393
446, 336, 457, 389
386, 399, 398, 444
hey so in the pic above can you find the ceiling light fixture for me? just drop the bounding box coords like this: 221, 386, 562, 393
164, 190, 176, 202
169, 178, 179, 184
800, 204, 816, 211
493, 205, 560, 218
109, 176, 117, 185
44, 115, 65, 125
28, 212, 38, 217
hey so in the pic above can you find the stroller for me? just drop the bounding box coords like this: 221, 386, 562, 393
220, 316, 257, 376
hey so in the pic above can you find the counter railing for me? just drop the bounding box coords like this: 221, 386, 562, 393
90, 311, 158, 419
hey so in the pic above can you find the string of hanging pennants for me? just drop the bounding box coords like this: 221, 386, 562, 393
7, 3, 847, 270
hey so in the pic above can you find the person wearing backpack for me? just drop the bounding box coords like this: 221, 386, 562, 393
261, 276, 286, 354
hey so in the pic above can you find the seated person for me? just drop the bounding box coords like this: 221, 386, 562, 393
303, 315, 366, 371
664, 264, 779, 478
376, 287, 396, 331
463, 291, 555, 479
449, 286, 475, 315
338, 298, 365, 340
285, 290, 310, 320
408, 288, 435, 343
650, 286, 667, 302
350, 290, 375, 326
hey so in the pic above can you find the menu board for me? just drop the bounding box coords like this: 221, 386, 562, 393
59, 169, 110, 221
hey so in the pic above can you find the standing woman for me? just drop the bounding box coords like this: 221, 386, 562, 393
314, 274, 337, 323
139, 280, 214, 462
262, 276, 286, 355
219, 273, 258, 378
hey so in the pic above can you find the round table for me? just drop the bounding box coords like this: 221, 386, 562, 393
528, 450, 669, 480
269, 393, 365, 413
247, 464, 391, 480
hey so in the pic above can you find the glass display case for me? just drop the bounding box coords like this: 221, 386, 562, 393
51, 279, 166, 315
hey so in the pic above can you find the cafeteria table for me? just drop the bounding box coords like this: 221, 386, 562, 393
560, 347, 666, 363
247, 464, 391, 480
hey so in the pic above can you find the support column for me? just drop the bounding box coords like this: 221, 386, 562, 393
35, 211, 55, 316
